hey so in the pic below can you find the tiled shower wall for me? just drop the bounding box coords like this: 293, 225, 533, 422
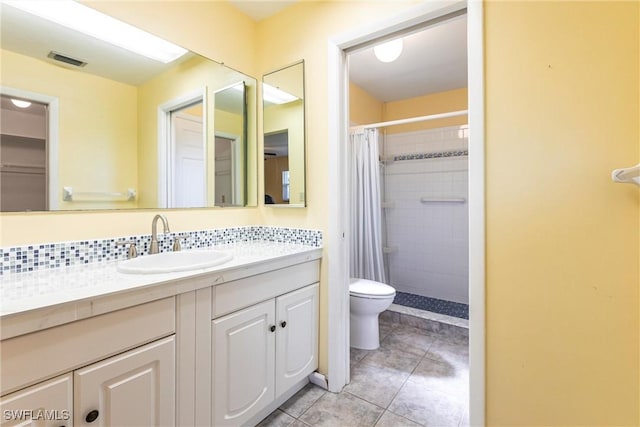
383, 125, 469, 304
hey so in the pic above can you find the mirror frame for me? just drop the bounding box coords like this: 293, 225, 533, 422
262, 60, 306, 208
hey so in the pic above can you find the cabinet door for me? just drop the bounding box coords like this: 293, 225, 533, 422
275, 283, 319, 397
212, 299, 275, 426
74, 336, 175, 427
0, 374, 72, 427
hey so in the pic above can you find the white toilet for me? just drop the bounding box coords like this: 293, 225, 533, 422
349, 278, 396, 350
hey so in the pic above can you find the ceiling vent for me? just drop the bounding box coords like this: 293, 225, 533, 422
47, 51, 87, 67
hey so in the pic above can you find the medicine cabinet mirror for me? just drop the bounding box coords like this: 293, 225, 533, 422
262, 61, 305, 207
0, 2, 257, 212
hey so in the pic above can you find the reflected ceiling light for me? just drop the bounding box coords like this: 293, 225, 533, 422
11, 99, 32, 108
2, 0, 188, 63
262, 83, 298, 105
374, 38, 403, 63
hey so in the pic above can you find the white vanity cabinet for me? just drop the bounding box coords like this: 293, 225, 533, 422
0, 298, 176, 427
1, 246, 323, 427
212, 277, 319, 427
74, 336, 175, 427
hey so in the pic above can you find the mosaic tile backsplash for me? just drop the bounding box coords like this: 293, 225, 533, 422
1, 226, 322, 275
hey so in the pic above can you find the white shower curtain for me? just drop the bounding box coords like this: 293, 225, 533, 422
350, 128, 386, 283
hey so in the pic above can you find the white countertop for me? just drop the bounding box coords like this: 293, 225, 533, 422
0, 241, 322, 339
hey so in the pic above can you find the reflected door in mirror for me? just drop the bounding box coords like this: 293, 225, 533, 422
170, 102, 205, 208
264, 131, 289, 204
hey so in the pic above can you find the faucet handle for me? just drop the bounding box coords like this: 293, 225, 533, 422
172, 234, 189, 252
116, 241, 138, 259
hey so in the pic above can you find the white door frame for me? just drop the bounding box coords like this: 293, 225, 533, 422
326, 1, 485, 425
157, 88, 207, 208
1, 86, 60, 210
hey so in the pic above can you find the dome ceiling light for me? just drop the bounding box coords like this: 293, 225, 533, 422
374, 38, 403, 63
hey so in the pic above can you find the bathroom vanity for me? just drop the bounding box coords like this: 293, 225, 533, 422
0, 241, 322, 426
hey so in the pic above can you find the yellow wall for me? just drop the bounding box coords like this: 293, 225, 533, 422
349, 84, 467, 132
382, 88, 467, 133
215, 109, 243, 138
485, 1, 639, 425
1, 49, 138, 210
349, 82, 383, 126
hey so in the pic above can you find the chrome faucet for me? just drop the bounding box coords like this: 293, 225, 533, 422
150, 214, 170, 254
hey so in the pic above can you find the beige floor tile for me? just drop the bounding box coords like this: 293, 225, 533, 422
409, 357, 469, 402
290, 420, 312, 427
280, 383, 327, 418
344, 363, 410, 408
361, 345, 422, 374
381, 325, 437, 357
257, 409, 296, 427
389, 381, 465, 427
351, 347, 373, 367
374, 411, 422, 427
299, 391, 384, 427
424, 338, 469, 368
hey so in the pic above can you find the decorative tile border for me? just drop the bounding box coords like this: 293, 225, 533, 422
393, 149, 468, 162
1, 226, 322, 275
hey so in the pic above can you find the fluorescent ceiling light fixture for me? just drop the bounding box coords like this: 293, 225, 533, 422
262, 83, 298, 105
374, 38, 403, 63
2, 0, 188, 63
11, 99, 32, 108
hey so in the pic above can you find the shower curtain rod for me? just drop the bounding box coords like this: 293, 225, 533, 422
351, 109, 468, 131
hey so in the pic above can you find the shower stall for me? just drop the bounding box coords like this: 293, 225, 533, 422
381, 124, 469, 318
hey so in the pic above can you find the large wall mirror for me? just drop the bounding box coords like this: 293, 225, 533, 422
0, 2, 257, 212
263, 61, 305, 207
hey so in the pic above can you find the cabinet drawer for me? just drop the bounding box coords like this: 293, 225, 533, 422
1, 297, 175, 396
212, 260, 320, 318
0, 373, 73, 427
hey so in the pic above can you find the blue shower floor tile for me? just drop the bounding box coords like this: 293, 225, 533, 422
393, 291, 469, 320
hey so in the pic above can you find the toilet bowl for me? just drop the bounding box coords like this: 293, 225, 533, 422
349, 278, 396, 350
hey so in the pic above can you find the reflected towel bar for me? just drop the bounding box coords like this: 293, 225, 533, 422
420, 197, 466, 203
63, 187, 136, 202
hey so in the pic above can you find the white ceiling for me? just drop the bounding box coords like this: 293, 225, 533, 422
349, 14, 467, 103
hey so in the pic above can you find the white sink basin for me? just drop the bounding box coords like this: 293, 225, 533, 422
117, 250, 233, 274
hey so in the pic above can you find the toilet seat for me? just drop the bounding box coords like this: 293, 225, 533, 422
349, 278, 396, 299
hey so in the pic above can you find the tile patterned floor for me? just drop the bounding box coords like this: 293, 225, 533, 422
259, 317, 469, 427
